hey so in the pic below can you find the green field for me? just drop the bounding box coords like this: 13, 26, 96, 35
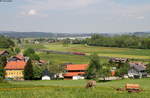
38, 52, 108, 64
1, 78, 150, 98
44, 43, 150, 59
24, 43, 150, 61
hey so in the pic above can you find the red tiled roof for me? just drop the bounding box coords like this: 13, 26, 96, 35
5, 61, 27, 70
65, 64, 88, 70
15, 54, 25, 60
63, 72, 85, 77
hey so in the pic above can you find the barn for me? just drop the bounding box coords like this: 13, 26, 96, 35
63, 64, 88, 80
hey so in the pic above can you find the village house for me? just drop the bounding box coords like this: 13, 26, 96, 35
63, 64, 89, 80
0, 50, 9, 56
109, 58, 129, 63
8, 54, 29, 62
4, 54, 29, 80
128, 62, 147, 78
4, 60, 27, 80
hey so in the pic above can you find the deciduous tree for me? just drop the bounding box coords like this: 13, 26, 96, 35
32, 65, 44, 80
87, 54, 101, 79
24, 48, 40, 61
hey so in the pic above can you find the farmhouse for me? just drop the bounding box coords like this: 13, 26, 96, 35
128, 62, 147, 78
4, 54, 29, 80
4, 61, 27, 80
63, 64, 88, 80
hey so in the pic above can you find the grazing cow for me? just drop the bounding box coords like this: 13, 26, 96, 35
85, 80, 96, 88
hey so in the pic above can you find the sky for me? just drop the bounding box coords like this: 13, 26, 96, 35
0, 0, 150, 33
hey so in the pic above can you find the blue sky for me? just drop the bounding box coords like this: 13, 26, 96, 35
0, 0, 150, 33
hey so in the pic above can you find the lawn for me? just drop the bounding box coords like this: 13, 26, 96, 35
1, 78, 150, 98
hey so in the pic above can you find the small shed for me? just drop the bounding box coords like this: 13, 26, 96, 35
42, 69, 51, 80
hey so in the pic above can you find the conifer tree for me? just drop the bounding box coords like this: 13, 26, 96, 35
24, 59, 33, 80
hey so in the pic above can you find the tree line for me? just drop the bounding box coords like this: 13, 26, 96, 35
72, 34, 150, 49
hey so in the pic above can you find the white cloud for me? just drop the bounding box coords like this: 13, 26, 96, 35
20, 0, 100, 17
28, 9, 37, 15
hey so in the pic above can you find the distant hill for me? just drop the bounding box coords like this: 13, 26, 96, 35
0, 31, 150, 38
132, 32, 150, 37
0, 31, 92, 38
0, 31, 56, 38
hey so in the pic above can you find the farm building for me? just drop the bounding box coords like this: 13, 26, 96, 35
42, 69, 51, 80
42, 69, 57, 80
63, 64, 89, 80
128, 62, 147, 78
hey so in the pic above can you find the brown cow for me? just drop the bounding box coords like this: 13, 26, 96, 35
85, 80, 96, 88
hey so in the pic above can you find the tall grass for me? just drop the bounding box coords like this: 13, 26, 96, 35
0, 86, 149, 98
1, 79, 150, 98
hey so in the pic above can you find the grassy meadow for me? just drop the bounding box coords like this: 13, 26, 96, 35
38, 52, 108, 64
1, 78, 150, 98
23, 43, 150, 61
44, 43, 150, 59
